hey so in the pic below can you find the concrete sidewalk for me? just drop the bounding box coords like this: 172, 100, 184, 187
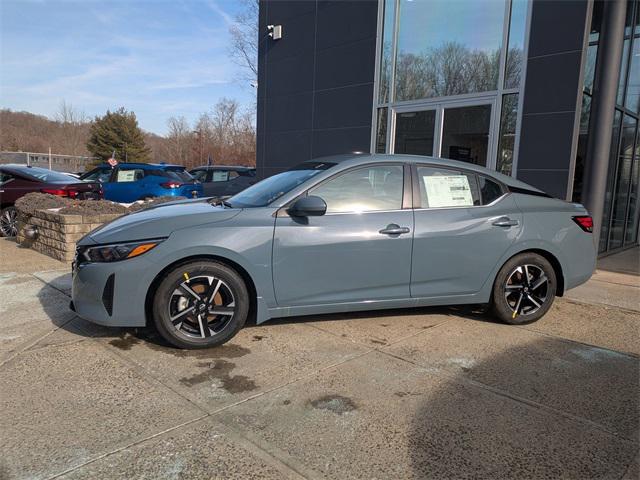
0, 238, 638, 479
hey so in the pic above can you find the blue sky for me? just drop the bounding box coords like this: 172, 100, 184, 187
0, 0, 256, 135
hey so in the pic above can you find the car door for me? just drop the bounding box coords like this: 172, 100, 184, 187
207, 169, 231, 197
272, 163, 414, 306
107, 167, 145, 202
410, 164, 523, 298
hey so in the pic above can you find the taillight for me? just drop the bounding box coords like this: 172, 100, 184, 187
161, 182, 182, 189
41, 188, 78, 198
572, 215, 593, 233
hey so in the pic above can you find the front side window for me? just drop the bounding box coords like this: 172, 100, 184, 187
311, 165, 404, 213
417, 166, 480, 208
81, 168, 112, 183
190, 170, 208, 182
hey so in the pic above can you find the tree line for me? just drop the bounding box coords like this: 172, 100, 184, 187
0, 98, 256, 168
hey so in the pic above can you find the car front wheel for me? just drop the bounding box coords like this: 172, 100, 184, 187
491, 252, 556, 325
0, 206, 18, 237
152, 260, 249, 349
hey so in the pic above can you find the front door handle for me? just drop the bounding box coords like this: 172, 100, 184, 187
379, 224, 410, 235
492, 216, 519, 227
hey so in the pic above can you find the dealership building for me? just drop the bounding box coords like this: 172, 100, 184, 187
256, 0, 640, 255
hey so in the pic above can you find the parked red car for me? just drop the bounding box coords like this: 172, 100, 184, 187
0, 164, 103, 237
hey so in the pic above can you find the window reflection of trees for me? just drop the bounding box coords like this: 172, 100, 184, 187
381, 43, 523, 102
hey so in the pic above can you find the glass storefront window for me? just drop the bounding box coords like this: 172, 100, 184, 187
441, 104, 492, 166
572, 95, 592, 202
616, 1, 635, 106
624, 126, 639, 244
378, 0, 395, 104
497, 94, 519, 175
394, 0, 505, 101
505, 0, 527, 89
376, 108, 388, 153
625, 27, 640, 113
394, 110, 436, 155
600, 110, 623, 253
608, 114, 636, 250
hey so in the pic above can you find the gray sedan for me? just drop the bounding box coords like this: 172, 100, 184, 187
71, 154, 596, 349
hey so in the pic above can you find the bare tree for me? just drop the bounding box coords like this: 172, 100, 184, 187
228, 0, 258, 85
166, 116, 192, 166
56, 100, 88, 155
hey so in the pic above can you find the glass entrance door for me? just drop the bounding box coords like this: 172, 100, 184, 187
394, 109, 436, 155
392, 101, 494, 167
440, 104, 492, 166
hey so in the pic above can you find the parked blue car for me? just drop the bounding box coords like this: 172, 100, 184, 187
79, 163, 202, 203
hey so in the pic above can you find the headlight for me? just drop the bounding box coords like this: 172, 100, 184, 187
80, 239, 164, 263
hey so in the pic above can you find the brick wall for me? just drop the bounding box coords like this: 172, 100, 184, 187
16, 210, 122, 262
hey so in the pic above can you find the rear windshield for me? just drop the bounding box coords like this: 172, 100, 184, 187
164, 169, 193, 182
17, 167, 79, 184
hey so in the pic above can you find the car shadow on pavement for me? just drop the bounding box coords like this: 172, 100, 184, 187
406, 336, 640, 479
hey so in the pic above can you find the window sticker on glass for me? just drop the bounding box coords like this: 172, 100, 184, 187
117, 170, 137, 182
423, 175, 474, 207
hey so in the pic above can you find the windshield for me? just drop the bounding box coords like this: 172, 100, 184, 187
228, 162, 335, 208
19, 167, 81, 183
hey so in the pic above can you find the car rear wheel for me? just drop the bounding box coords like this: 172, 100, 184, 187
0, 206, 18, 237
491, 253, 556, 325
152, 260, 249, 349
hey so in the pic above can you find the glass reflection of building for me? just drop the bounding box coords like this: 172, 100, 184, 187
374, 0, 527, 175
574, 0, 640, 253
374, 0, 639, 255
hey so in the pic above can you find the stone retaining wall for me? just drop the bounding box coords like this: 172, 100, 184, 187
17, 210, 122, 262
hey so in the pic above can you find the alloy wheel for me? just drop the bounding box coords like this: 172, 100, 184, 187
504, 264, 549, 317
168, 275, 236, 339
0, 208, 18, 237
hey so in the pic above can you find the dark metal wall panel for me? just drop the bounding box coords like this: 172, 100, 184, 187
516, 0, 590, 199
257, 0, 378, 177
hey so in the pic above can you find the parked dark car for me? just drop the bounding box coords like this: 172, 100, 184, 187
0, 164, 103, 237
80, 163, 203, 203
189, 165, 256, 198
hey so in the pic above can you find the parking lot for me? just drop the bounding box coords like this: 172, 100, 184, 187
1, 238, 638, 479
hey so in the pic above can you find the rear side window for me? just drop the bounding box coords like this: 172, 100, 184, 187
165, 169, 193, 182
116, 168, 144, 182
212, 170, 229, 182
417, 166, 480, 208
478, 176, 504, 205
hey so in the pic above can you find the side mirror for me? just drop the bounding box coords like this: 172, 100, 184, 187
287, 195, 327, 217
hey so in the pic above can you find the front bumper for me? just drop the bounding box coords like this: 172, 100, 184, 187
71, 256, 153, 327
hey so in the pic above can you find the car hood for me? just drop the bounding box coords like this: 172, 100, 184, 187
80, 200, 241, 245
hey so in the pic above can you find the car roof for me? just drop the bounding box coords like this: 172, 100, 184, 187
93, 162, 185, 169
190, 165, 255, 171
301, 153, 544, 193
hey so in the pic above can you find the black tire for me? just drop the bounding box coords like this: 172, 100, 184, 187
491, 252, 556, 325
0, 206, 18, 237
152, 260, 249, 349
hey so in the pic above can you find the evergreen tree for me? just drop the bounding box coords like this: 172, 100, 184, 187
86, 108, 151, 163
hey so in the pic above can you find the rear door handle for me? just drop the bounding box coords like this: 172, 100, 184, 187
379, 224, 410, 235
492, 216, 519, 227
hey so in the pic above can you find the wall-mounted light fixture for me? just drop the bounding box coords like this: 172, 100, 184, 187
268, 24, 283, 40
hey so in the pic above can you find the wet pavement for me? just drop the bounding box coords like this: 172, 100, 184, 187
0, 238, 638, 479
